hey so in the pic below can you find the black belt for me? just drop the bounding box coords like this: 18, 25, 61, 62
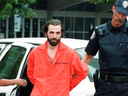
100, 73, 128, 83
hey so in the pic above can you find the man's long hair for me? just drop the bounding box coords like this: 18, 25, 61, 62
41, 19, 65, 35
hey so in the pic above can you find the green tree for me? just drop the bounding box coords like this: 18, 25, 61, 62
0, 0, 36, 19
87, 0, 117, 5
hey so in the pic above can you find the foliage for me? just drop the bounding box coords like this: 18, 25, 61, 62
0, 0, 37, 19
87, 0, 117, 5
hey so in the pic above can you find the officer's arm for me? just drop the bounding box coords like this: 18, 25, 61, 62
0, 78, 27, 87
81, 53, 93, 64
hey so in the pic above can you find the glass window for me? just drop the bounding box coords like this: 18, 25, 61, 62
65, 5, 74, 11
25, 18, 30, 37
1, 19, 6, 36
0, 44, 5, 55
0, 46, 26, 79
59, 9, 64, 11
65, 17, 74, 38
84, 33, 89, 40
84, 18, 95, 40
65, 32, 73, 38
33, 18, 38, 37
0, 43, 12, 56
101, 18, 110, 24
65, 17, 74, 31
75, 3, 84, 11
36, 1, 47, 10
0, 44, 5, 51
75, 18, 83, 39
75, 18, 83, 31
9, 16, 14, 38
75, 33, 83, 39
85, 18, 95, 31
85, 2, 96, 12
40, 18, 46, 37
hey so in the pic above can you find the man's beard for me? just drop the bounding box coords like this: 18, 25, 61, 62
47, 37, 60, 46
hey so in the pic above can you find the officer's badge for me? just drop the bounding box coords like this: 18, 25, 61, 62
123, 1, 128, 8
90, 31, 96, 39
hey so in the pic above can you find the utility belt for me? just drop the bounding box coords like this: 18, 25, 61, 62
93, 70, 128, 89
100, 73, 128, 83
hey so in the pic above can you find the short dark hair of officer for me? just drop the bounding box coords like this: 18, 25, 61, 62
41, 19, 65, 36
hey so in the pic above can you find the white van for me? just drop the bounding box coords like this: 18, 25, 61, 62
0, 38, 98, 96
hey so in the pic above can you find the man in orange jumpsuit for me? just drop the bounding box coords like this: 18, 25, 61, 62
27, 19, 89, 96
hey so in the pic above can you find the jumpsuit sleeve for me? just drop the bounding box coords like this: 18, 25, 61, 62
27, 51, 35, 85
70, 50, 89, 91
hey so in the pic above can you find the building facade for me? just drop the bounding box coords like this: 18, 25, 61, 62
0, 0, 112, 40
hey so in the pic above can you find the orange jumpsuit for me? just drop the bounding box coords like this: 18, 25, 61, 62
27, 41, 88, 96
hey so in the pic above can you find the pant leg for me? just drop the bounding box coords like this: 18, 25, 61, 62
94, 79, 117, 96
117, 83, 128, 96
94, 79, 128, 96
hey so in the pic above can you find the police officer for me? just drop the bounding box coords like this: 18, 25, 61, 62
81, 0, 128, 95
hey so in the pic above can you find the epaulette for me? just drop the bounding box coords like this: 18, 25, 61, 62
96, 23, 107, 36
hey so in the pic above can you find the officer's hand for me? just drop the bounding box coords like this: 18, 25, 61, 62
15, 78, 27, 87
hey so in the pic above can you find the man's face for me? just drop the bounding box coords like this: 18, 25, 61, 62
46, 24, 62, 46
112, 6, 127, 27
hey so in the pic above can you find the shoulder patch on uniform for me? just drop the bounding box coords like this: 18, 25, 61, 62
90, 31, 96, 39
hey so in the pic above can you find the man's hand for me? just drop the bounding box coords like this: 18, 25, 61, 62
72, 73, 78, 78
15, 78, 27, 87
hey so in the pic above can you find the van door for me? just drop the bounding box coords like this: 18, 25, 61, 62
0, 42, 35, 96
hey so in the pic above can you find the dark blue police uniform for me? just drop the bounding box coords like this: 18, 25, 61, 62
85, 20, 128, 96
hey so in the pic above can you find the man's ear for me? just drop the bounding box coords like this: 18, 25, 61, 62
61, 29, 65, 34
112, 6, 115, 12
44, 32, 47, 37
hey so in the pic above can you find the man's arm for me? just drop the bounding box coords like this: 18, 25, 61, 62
70, 50, 89, 91
27, 52, 35, 85
0, 78, 27, 87
81, 53, 94, 64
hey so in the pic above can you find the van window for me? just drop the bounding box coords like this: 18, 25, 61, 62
75, 48, 85, 59
76, 47, 99, 70
90, 58, 99, 70
0, 46, 26, 79
0, 44, 9, 56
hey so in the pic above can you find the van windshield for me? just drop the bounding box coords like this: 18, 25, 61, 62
0, 46, 26, 79
0, 44, 10, 56
75, 48, 85, 59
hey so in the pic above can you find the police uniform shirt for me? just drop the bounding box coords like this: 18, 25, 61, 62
85, 20, 128, 75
